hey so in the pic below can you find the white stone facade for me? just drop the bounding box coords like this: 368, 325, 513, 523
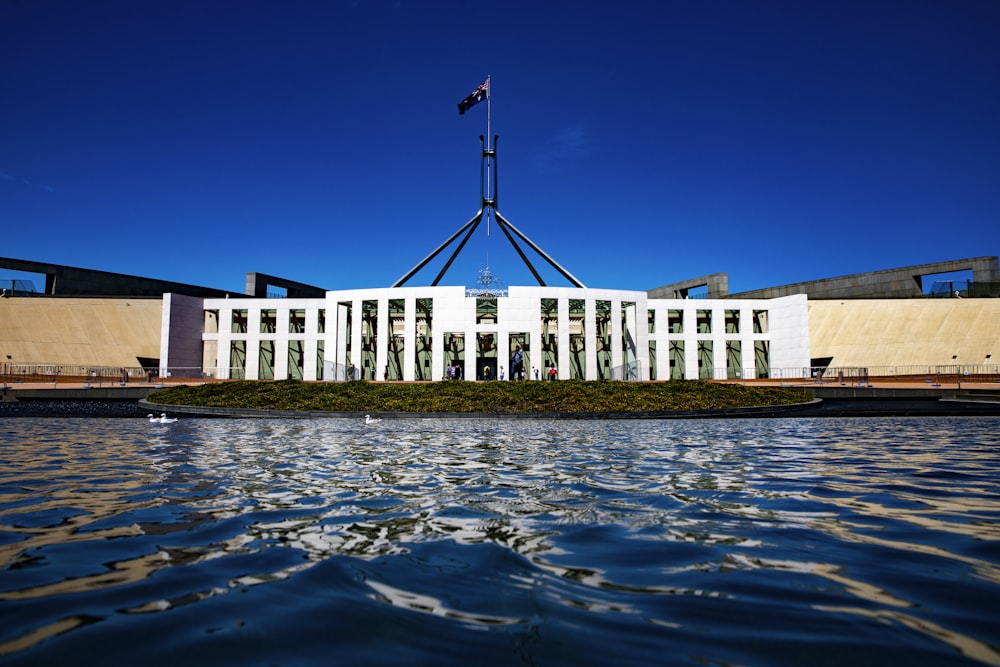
184, 287, 810, 382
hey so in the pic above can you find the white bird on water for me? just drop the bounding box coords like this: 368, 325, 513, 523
148, 413, 178, 424
364, 414, 382, 425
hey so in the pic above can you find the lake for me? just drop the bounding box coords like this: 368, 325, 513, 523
1, 416, 998, 666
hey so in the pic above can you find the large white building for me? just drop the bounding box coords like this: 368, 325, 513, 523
161, 288, 810, 383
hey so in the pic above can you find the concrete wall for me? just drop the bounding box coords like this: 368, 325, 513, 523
160, 293, 207, 378
0, 297, 162, 367
808, 299, 1000, 368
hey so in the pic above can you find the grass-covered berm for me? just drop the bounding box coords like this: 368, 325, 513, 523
148, 380, 812, 414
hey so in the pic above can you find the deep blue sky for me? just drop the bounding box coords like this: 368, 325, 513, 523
2, 0, 998, 294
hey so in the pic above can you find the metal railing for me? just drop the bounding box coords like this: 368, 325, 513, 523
928, 280, 1000, 299
1, 364, 220, 387
609, 360, 644, 381
738, 365, 1000, 386
5, 362, 999, 387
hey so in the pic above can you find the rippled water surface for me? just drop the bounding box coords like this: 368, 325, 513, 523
1, 416, 998, 666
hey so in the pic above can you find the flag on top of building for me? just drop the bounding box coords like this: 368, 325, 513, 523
458, 78, 489, 115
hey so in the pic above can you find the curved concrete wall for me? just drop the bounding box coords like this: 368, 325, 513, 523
0, 298, 162, 367
808, 299, 1000, 368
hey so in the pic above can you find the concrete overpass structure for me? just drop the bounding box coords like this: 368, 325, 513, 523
649, 257, 999, 302
728, 256, 999, 300
0, 257, 326, 299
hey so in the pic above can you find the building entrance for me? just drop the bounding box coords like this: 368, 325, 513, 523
476, 332, 497, 381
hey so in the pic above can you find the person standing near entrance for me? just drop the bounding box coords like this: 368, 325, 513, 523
511, 346, 524, 381
548, 365, 557, 382
483, 365, 491, 381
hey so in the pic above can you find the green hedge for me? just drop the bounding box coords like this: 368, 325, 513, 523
149, 380, 811, 414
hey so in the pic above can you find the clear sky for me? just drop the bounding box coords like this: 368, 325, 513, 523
2, 0, 998, 295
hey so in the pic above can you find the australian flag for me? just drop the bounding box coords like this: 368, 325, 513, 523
457, 79, 489, 115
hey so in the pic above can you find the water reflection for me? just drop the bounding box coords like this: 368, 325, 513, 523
1, 416, 998, 665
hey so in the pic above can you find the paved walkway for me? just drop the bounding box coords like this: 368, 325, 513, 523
2, 380, 195, 391
4, 379, 1000, 392
744, 380, 1000, 391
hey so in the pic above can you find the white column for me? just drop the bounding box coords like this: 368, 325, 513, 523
585, 297, 597, 380
557, 297, 570, 379
246, 307, 261, 380
610, 299, 622, 375
352, 298, 365, 379
377, 298, 389, 381
404, 295, 416, 381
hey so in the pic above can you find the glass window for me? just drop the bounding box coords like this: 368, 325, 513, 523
668, 309, 683, 334
755, 340, 770, 378
698, 340, 713, 379
289, 309, 306, 334
541, 298, 558, 375
697, 310, 712, 334
753, 310, 768, 334
569, 299, 585, 379
415, 298, 432, 381
509, 333, 529, 380
476, 297, 497, 325
260, 310, 277, 334
595, 300, 611, 379
361, 300, 378, 381
726, 340, 741, 379
669, 341, 684, 380
386, 300, 404, 381
725, 310, 740, 334
338, 301, 352, 363
229, 340, 246, 379
622, 302, 637, 376
288, 340, 304, 380
232, 309, 248, 334
477, 332, 496, 381
259, 341, 275, 380
444, 333, 465, 379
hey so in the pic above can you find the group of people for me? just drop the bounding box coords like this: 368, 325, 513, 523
512, 347, 558, 381
357, 355, 558, 382
443, 347, 560, 382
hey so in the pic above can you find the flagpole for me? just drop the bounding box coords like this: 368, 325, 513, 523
395, 75, 585, 288
486, 75, 492, 237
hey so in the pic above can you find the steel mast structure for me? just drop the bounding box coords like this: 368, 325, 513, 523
393, 77, 585, 289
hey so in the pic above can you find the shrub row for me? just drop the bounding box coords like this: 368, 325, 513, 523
149, 380, 812, 414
